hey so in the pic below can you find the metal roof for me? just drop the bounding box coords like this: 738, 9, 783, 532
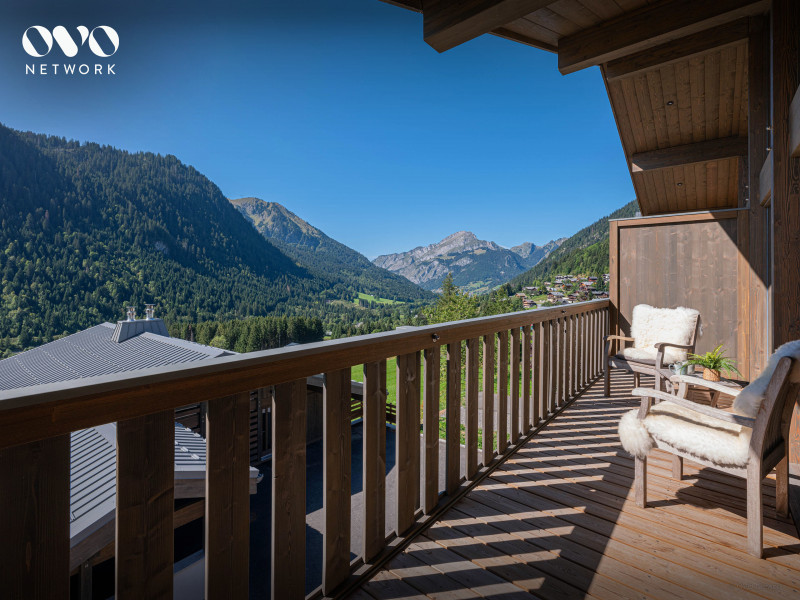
0, 322, 233, 391
70, 423, 260, 548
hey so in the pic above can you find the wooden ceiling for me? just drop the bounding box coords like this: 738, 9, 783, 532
380, 0, 771, 215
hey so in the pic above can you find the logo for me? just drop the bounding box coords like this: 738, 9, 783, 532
22, 26, 119, 76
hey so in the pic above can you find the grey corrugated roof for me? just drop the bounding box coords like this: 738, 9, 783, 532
70, 423, 260, 547
0, 322, 234, 391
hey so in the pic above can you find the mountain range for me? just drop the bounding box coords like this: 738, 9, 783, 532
373, 231, 564, 293
230, 198, 432, 302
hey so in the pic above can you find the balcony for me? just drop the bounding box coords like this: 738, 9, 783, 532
0, 300, 613, 599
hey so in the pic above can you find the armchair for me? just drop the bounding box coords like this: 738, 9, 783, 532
618, 340, 800, 557
604, 304, 701, 396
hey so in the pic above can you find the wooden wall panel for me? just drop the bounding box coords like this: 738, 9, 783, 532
615, 214, 742, 366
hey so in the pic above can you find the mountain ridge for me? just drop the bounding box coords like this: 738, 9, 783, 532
230, 197, 434, 302
373, 231, 564, 293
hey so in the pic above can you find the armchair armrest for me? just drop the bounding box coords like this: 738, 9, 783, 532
654, 341, 695, 370
604, 334, 635, 357
631, 387, 755, 427
669, 374, 742, 398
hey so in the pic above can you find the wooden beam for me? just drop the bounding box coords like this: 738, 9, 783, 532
116, 411, 174, 600
605, 18, 749, 80
490, 27, 557, 54
558, 0, 768, 75
0, 435, 70, 600
423, 0, 555, 53
630, 137, 748, 172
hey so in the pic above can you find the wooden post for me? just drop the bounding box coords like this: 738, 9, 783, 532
323, 368, 352, 594
205, 393, 250, 600
117, 411, 174, 600
423, 349, 440, 514
396, 353, 421, 533
522, 324, 532, 433
510, 328, 520, 442
482, 334, 496, 466
747, 15, 771, 377
497, 330, 509, 453
272, 381, 307, 599
465, 338, 480, 478
772, 0, 800, 526
445, 343, 461, 495
532, 323, 540, 426
0, 435, 70, 600
362, 361, 387, 561
541, 320, 551, 416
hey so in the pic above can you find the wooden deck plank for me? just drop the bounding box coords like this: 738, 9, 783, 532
359, 372, 800, 600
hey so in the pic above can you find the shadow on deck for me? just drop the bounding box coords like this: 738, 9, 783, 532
351, 371, 800, 600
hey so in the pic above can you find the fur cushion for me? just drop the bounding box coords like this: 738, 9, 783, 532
733, 340, 800, 418
618, 401, 751, 468
628, 304, 700, 364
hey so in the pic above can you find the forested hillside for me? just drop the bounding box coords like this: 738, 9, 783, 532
509, 200, 638, 287
0, 125, 371, 355
230, 197, 432, 302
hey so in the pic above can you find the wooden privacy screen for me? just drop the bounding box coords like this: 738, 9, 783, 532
609, 210, 750, 377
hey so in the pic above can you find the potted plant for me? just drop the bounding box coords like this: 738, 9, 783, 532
686, 344, 741, 382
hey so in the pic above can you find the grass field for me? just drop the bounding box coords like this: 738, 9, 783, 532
350, 343, 530, 450
354, 292, 403, 305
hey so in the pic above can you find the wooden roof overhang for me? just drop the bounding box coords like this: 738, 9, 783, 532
381, 0, 771, 215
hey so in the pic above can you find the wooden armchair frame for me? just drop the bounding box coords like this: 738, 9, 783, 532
604, 316, 701, 397
632, 356, 798, 557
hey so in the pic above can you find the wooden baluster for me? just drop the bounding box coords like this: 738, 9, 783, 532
562, 315, 572, 402
541, 319, 551, 417
522, 324, 532, 433
570, 315, 581, 396
581, 313, 591, 387
497, 330, 509, 453
445, 343, 461, 495
596, 310, 603, 377
205, 394, 250, 600
554, 317, 562, 407
272, 381, 307, 599
323, 368, 352, 594
116, 411, 174, 600
363, 361, 387, 561
532, 323, 540, 427
396, 353, 421, 533
482, 334, 496, 466
0, 435, 70, 600
510, 328, 520, 443
423, 348, 440, 514
589, 310, 596, 378
465, 338, 480, 478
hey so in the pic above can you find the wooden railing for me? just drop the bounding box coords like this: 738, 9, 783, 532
0, 299, 609, 600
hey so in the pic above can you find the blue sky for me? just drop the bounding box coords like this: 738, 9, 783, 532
1, 0, 634, 258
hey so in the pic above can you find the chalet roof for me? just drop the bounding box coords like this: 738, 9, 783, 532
0, 322, 233, 391
70, 422, 261, 556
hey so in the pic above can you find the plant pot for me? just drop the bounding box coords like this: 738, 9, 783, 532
703, 368, 721, 382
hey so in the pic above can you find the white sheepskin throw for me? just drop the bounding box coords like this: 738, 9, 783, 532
733, 340, 800, 418
623, 304, 700, 364
618, 401, 751, 468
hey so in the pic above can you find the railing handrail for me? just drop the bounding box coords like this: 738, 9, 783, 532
0, 299, 608, 450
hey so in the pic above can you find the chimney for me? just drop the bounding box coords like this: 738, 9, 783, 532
112, 304, 169, 343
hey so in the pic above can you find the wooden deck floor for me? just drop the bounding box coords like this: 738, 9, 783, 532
351, 371, 800, 600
